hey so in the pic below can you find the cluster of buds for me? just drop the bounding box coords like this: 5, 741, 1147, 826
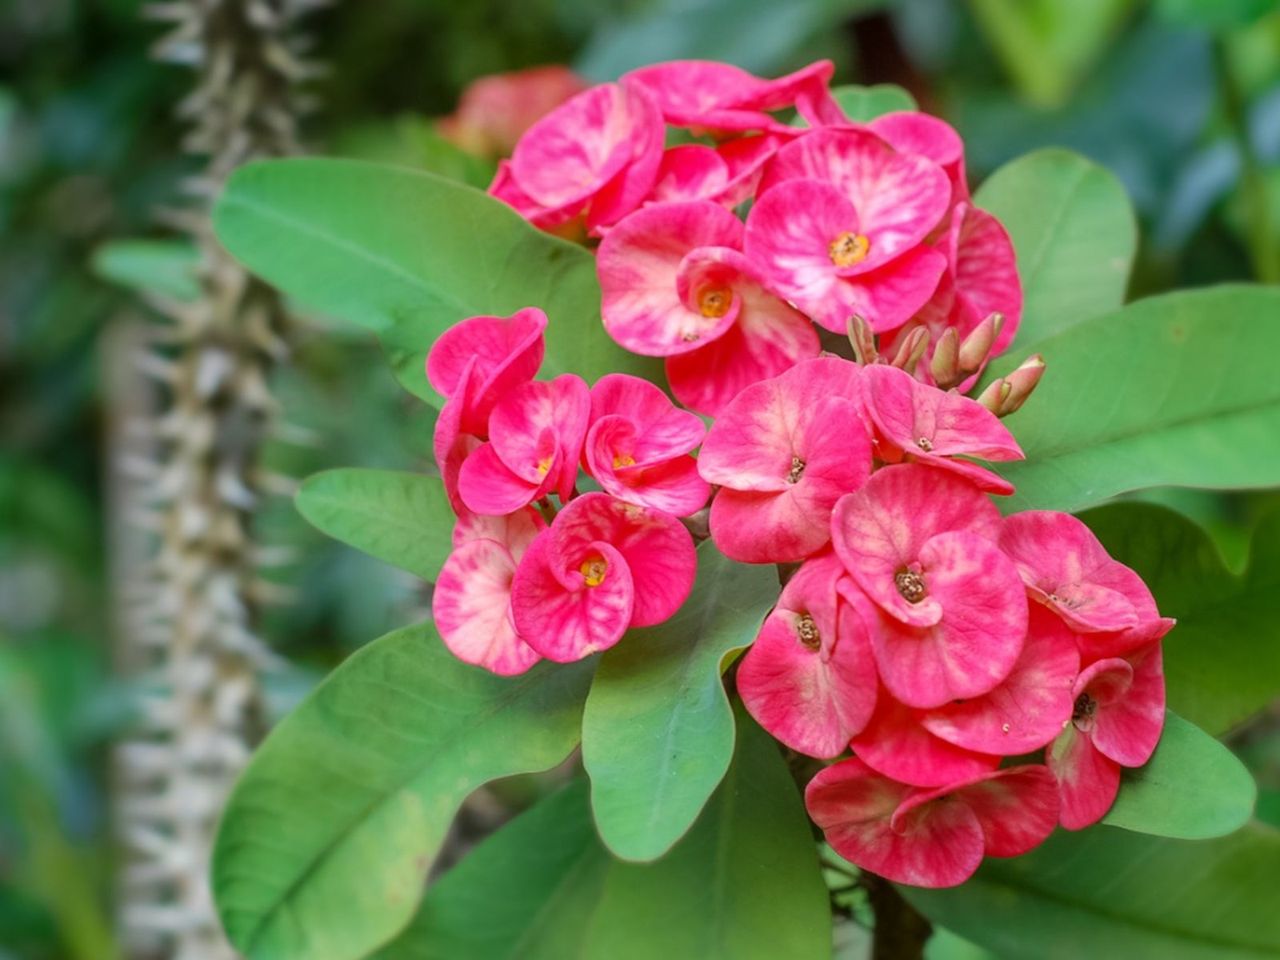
423, 58, 1171, 888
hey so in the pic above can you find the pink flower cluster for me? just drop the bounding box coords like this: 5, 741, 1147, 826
429, 308, 701, 675
491, 58, 1023, 413
424, 59, 1176, 889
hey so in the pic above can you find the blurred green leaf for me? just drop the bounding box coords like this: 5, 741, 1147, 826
582, 544, 777, 861
974, 148, 1136, 352
903, 822, 1280, 959
330, 116, 496, 189
576, 0, 884, 80
994, 286, 1280, 513
213, 159, 659, 403
967, 0, 1135, 108
295, 468, 454, 582
831, 83, 918, 121
211, 623, 594, 960
378, 705, 832, 959
90, 238, 199, 302
1156, 0, 1276, 31
1082, 502, 1280, 735
1103, 711, 1256, 838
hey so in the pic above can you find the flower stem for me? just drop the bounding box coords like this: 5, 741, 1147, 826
864, 873, 932, 960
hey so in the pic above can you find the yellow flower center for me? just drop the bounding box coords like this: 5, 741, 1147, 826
829, 231, 870, 267
613, 453, 636, 468
698, 286, 732, 318
580, 555, 609, 587
536, 455, 554, 477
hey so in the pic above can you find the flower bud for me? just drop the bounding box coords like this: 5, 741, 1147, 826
998, 354, 1046, 416
929, 328, 961, 389
958, 312, 1003, 377
890, 326, 930, 374
847, 315, 879, 366
977, 377, 1012, 415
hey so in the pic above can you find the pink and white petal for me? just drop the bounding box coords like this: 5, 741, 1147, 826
623, 60, 765, 126
510, 534, 634, 661
549, 493, 696, 626
589, 374, 705, 456
598, 201, 745, 356
607, 455, 710, 516
951, 204, 1021, 356
433, 539, 541, 675
952, 765, 1059, 858
1076, 615, 1176, 662
451, 505, 546, 557
831, 463, 1002, 627
457, 442, 544, 516
714, 134, 786, 206
697, 378, 799, 491
831, 246, 949, 334
489, 160, 581, 228
851, 689, 1001, 788
585, 88, 666, 233
806, 757, 987, 889
1048, 725, 1122, 830
743, 178, 858, 320
916, 455, 1015, 496
921, 602, 1079, 754
1092, 643, 1165, 767
511, 83, 646, 210
425, 307, 547, 407
868, 111, 968, 203
433, 358, 482, 512
708, 488, 823, 564
648, 145, 729, 204
549, 375, 592, 500
758, 128, 951, 263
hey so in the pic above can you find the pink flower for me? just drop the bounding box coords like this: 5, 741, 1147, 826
597, 201, 818, 415
867, 111, 969, 206
583, 374, 710, 516
738, 552, 878, 758
919, 603, 1081, 755
1048, 642, 1165, 829
745, 129, 950, 332
428, 309, 547, 511
496, 82, 665, 234
432, 506, 546, 676
698, 357, 871, 563
806, 758, 1059, 888
861, 362, 1023, 494
831, 464, 1027, 708
622, 59, 841, 135
510, 493, 696, 661
438, 65, 587, 157
646, 135, 785, 207
883, 202, 1021, 384
457, 374, 590, 515
999, 511, 1175, 657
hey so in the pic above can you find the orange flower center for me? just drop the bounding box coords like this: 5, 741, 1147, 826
580, 554, 609, 587
829, 231, 870, 267
613, 453, 636, 468
698, 286, 732, 318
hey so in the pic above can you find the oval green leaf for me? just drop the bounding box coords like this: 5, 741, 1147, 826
212, 158, 660, 402
832, 84, 918, 122
211, 623, 594, 960
1104, 710, 1256, 839
1082, 503, 1280, 735
903, 822, 1280, 960
995, 285, 1280, 513
974, 147, 1136, 354
378, 704, 832, 960
295, 468, 454, 581
582, 544, 778, 861
91, 238, 200, 302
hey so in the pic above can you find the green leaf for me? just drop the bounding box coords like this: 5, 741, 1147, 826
831, 84, 917, 122
1103, 710, 1256, 839
994, 285, 1280, 513
974, 148, 1136, 352
211, 623, 594, 960
295, 468, 454, 582
1156, 0, 1275, 31
582, 544, 778, 861
903, 822, 1280, 960
213, 158, 659, 402
378, 705, 832, 960
1082, 503, 1280, 735
90, 239, 200, 302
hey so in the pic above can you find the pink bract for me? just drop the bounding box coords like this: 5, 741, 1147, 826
831, 464, 1027, 708
744, 178, 947, 333
867, 111, 969, 205
622, 59, 840, 134
806, 759, 1059, 888
861, 362, 1023, 494
439, 65, 587, 157
999, 511, 1176, 655
432, 507, 546, 676
510, 493, 696, 661
583, 373, 710, 516
1049, 642, 1166, 829
738, 553, 878, 758
699, 357, 871, 562
457, 374, 590, 515
426, 307, 547, 436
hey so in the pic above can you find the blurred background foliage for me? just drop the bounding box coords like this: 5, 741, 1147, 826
1, 0, 1277, 957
